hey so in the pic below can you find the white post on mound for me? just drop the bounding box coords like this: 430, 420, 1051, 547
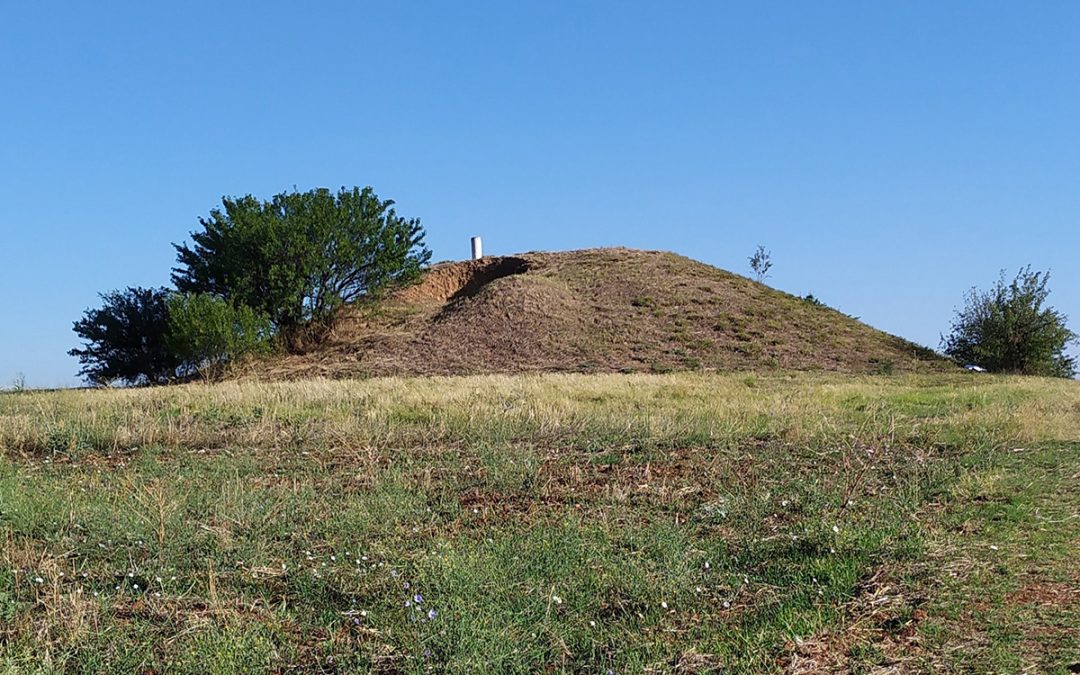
470, 236, 483, 260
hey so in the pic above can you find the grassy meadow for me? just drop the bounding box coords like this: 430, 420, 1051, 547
0, 373, 1077, 673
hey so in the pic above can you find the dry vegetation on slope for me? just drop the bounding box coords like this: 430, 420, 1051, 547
263, 248, 944, 380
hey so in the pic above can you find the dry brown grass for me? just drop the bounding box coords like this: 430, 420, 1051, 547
1, 372, 1076, 460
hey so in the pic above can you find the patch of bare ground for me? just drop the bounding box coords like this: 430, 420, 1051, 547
1005, 580, 1080, 608
255, 248, 948, 379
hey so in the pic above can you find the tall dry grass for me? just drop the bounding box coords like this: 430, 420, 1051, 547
2, 373, 1077, 458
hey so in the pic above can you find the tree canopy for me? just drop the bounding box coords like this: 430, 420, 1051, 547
69, 287, 181, 385
171, 186, 431, 337
942, 267, 1076, 378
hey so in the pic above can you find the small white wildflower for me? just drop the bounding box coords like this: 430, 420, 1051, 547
661, 601, 668, 609
990, 545, 999, 551
34, 577, 43, 584
589, 620, 596, 627
723, 601, 731, 608
831, 525, 840, 534
552, 594, 563, 605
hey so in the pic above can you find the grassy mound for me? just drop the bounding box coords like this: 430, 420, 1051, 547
263, 248, 945, 379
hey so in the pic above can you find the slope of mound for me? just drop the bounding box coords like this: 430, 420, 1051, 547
264, 248, 945, 378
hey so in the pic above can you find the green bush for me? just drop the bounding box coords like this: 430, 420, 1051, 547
166, 293, 274, 377
942, 267, 1076, 378
69, 287, 182, 386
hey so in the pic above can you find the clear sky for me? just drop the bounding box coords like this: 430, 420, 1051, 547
2, 1, 1078, 388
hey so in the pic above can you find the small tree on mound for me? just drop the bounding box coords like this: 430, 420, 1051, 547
749, 245, 772, 282
166, 293, 274, 378
70, 287, 181, 385
172, 186, 431, 344
942, 267, 1076, 378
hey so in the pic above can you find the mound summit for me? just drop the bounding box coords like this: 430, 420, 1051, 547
264, 248, 943, 378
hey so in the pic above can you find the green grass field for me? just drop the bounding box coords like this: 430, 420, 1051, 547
1, 373, 1077, 673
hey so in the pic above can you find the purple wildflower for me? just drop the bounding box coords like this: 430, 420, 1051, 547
427, 608, 437, 620
413, 593, 423, 605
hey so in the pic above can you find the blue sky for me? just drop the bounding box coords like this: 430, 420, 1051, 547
2, 1, 1078, 387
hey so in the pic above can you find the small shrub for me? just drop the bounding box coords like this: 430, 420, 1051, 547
166, 293, 274, 378
872, 359, 895, 376
802, 293, 826, 307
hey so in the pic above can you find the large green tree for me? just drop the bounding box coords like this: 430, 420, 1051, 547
942, 267, 1076, 378
171, 186, 431, 339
